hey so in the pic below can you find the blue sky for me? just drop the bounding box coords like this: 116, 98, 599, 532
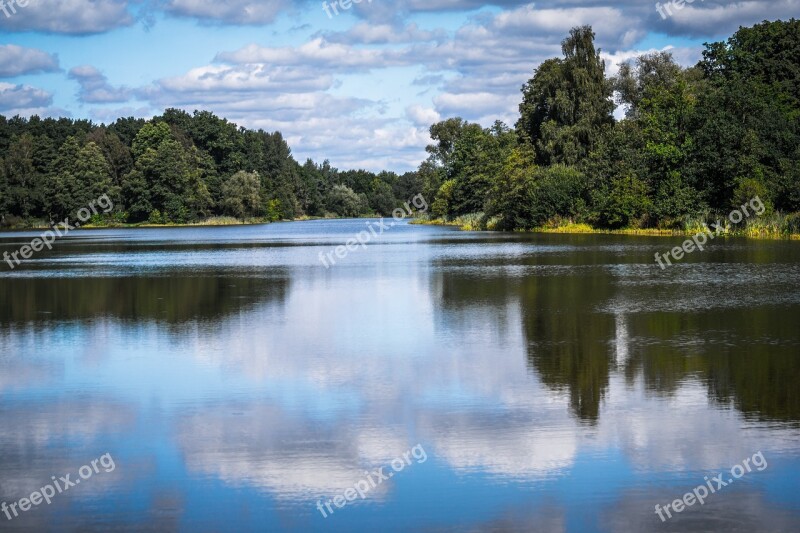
0, 0, 797, 171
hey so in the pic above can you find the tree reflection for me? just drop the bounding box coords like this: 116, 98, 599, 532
519, 271, 615, 424
0, 272, 290, 326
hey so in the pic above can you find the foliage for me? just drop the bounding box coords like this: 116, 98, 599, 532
416, 20, 800, 233
517, 26, 614, 165
0, 110, 418, 224
326, 184, 369, 217
222, 171, 262, 219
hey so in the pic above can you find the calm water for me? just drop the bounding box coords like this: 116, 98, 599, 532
1, 219, 799, 532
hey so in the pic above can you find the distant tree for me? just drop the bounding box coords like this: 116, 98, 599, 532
124, 123, 195, 223
222, 171, 262, 219
4, 133, 40, 218
326, 184, 368, 217
367, 179, 396, 216
86, 128, 132, 187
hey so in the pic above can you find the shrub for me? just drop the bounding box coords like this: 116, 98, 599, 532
592, 174, 651, 229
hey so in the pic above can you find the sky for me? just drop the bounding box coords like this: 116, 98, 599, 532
0, 0, 797, 172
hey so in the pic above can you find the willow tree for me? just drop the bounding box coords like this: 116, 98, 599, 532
516, 25, 614, 166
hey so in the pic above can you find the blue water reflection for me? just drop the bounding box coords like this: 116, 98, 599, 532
1, 219, 799, 531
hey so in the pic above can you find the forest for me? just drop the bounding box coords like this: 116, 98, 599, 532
418, 19, 800, 235
0, 109, 420, 226
0, 19, 798, 234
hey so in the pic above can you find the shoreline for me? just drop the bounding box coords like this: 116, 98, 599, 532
0, 215, 338, 232
3, 216, 799, 241
411, 219, 800, 241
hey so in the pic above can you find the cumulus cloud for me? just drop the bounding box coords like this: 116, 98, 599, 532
0, 82, 53, 111
150, 63, 334, 95
68, 65, 131, 103
483, 4, 646, 49
215, 39, 406, 72
406, 104, 440, 127
323, 22, 448, 44
90, 105, 152, 122
163, 0, 291, 25
0, 44, 59, 77
434, 91, 518, 120
0, 0, 133, 35
657, 0, 800, 37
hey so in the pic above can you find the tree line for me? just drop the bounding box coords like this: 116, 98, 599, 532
0, 19, 798, 232
416, 19, 800, 233
0, 109, 420, 226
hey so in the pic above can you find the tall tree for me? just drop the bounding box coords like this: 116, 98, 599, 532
4, 134, 41, 218
517, 26, 614, 165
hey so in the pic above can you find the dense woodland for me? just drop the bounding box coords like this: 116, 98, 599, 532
0, 109, 420, 226
0, 19, 798, 232
419, 19, 800, 233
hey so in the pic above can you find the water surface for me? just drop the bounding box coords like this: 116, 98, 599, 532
1, 219, 799, 532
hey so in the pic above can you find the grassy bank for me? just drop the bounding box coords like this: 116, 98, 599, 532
412, 213, 800, 240
0, 213, 388, 231
0, 216, 277, 231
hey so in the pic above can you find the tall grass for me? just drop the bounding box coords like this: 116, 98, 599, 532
684, 211, 800, 238
415, 209, 800, 239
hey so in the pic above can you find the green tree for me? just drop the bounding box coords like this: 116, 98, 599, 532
221, 171, 262, 219
517, 26, 614, 165
326, 184, 368, 217
431, 179, 457, 219
367, 178, 397, 216
123, 123, 195, 223
4, 133, 41, 219
592, 174, 651, 229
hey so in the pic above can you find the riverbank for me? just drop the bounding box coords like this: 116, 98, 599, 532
0, 215, 317, 231
5, 213, 799, 240
1, 212, 433, 231
412, 216, 800, 240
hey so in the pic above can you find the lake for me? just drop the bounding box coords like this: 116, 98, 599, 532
1, 219, 799, 532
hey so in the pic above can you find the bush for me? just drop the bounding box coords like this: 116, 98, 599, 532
265, 199, 282, 222
527, 165, 589, 227
732, 178, 773, 218
784, 212, 800, 235
431, 179, 457, 219
592, 174, 651, 229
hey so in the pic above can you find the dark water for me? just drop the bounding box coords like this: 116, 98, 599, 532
1, 219, 799, 532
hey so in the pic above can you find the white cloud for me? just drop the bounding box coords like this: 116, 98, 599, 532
164, 0, 291, 25
215, 38, 406, 71
0, 44, 59, 77
323, 22, 448, 44
658, 0, 800, 37
0, 82, 53, 111
69, 65, 131, 103
0, 0, 133, 35
406, 104, 440, 127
